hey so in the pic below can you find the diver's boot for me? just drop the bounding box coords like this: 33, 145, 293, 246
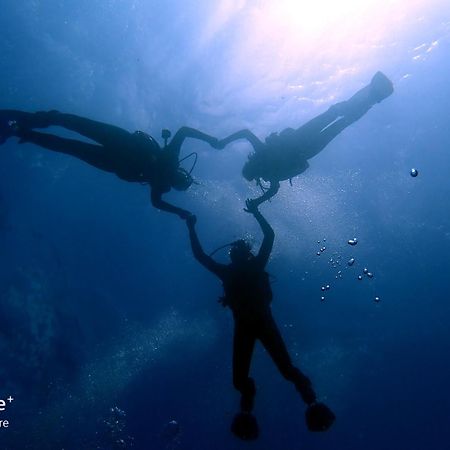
0, 119, 19, 145
231, 412, 259, 440
291, 369, 335, 431
341, 71, 393, 120
369, 71, 394, 103
0, 110, 60, 144
305, 402, 335, 432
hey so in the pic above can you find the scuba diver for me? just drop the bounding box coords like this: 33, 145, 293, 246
185, 202, 335, 440
0, 110, 220, 218
217, 71, 394, 206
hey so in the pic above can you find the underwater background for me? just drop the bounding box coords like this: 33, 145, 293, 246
1, 1, 450, 449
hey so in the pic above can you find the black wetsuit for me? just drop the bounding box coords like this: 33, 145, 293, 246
186, 210, 316, 412
219, 71, 394, 206
0, 110, 218, 217
3, 111, 163, 179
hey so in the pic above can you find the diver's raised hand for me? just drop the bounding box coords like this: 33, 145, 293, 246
244, 198, 259, 214
210, 138, 225, 150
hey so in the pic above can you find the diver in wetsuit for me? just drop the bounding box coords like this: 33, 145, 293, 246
217, 71, 394, 206
185, 202, 335, 439
0, 110, 219, 218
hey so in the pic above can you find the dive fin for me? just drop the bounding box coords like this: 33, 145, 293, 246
370, 71, 394, 103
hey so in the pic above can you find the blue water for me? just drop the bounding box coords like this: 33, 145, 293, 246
1, 1, 450, 449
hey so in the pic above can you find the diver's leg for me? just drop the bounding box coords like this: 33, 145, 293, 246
295, 72, 393, 159
296, 105, 346, 138
232, 320, 257, 412
259, 315, 336, 432
318, 74, 392, 134
0, 110, 48, 143
308, 114, 360, 152
39, 112, 132, 146
230, 320, 259, 440
301, 72, 393, 137
0, 109, 132, 146
258, 313, 316, 405
289, 105, 352, 160
19, 130, 115, 173
0, 110, 42, 126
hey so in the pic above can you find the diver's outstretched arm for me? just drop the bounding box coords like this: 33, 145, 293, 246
185, 215, 226, 278
244, 200, 274, 269
249, 181, 280, 207
218, 130, 264, 152
150, 188, 192, 219
168, 127, 219, 158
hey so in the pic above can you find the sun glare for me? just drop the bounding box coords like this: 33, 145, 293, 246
265, 0, 380, 36
202, 0, 447, 109
243, 0, 433, 67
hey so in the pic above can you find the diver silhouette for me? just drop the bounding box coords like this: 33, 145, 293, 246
0, 110, 219, 218
217, 71, 394, 206
185, 202, 335, 439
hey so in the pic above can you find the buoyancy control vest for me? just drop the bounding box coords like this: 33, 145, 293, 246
220, 265, 273, 318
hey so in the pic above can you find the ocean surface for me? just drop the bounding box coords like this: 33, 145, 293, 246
1, 1, 450, 449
